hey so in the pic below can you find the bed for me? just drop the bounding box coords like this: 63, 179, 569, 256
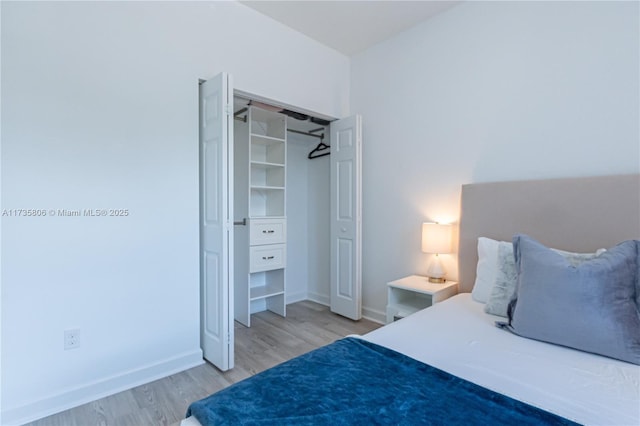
183, 174, 640, 426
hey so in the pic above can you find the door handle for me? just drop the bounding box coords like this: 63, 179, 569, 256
234, 218, 247, 226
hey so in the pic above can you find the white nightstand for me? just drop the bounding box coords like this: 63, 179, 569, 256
386, 275, 458, 324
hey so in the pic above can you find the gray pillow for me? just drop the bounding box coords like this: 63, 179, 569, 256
505, 235, 640, 365
485, 242, 605, 318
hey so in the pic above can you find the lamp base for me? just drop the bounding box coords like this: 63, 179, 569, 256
427, 256, 447, 284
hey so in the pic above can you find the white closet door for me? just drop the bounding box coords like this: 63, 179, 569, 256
330, 115, 362, 320
199, 73, 234, 371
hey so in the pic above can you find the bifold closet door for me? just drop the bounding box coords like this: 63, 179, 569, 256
330, 115, 362, 320
199, 73, 234, 371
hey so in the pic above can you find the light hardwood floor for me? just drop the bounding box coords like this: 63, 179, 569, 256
25, 301, 381, 426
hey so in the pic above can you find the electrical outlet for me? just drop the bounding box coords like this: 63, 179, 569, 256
64, 328, 80, 350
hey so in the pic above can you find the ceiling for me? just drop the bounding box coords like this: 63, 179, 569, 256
239, 1, 462, 56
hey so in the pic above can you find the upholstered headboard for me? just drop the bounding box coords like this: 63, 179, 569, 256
458, 174, 640, 293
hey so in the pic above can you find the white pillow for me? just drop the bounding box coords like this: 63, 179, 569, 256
471, 237, 501, 303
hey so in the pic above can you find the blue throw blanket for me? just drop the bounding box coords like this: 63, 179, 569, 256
187, 337, 579, 425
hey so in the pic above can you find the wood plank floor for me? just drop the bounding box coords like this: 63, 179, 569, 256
25, 301, 381, 426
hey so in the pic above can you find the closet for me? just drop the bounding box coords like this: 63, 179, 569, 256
198, 73, 361, 371
233, 99, 332, 327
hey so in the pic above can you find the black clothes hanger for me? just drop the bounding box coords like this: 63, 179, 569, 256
308, 139, 331, 159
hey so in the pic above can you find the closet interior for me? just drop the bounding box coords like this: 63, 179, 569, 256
233, 97, 333, 327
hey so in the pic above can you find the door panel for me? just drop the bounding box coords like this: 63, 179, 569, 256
203, 252, 221, 334
330, 115, 362, 320
337, 238, 353, 298
337, 161, 353, 219
199, 73, 234, 371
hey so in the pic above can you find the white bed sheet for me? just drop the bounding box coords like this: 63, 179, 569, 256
360, 293, 640, 426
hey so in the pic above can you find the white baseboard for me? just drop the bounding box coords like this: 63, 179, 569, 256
2, 349, 204, 426
306, 291, 330, 306
285, 290, 308, 305
362, 306, 385, 325
305, 293, 385, 325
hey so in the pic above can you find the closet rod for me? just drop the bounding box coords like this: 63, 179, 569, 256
287, 128, 324, 140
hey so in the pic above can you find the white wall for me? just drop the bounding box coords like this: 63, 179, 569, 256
286, 134, 311, 303
351, 1, 639, 321
286, 132, 331, 305
306, 153, 331, 304
0, 1, 348, 423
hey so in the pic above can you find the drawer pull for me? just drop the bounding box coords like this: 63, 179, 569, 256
262, 256, 275, 260
262, 230, 275, 234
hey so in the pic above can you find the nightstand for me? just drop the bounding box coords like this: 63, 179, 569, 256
386, 275, 458, 324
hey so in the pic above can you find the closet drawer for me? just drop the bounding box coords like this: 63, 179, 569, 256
250, 244, 286, 273
250, 219, 286, 245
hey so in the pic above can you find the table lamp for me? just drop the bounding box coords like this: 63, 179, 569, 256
421, 222, 452, 283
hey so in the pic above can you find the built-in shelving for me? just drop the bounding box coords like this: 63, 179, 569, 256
235, 106, 287, 327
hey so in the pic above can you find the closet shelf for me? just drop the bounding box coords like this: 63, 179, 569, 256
250, 107, 286, 140
251, 134, 286, 144
251, 160, 285, 168
250, 284, 285, 301
251, 185, 285, 191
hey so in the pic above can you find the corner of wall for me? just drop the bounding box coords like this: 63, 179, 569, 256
306, 291, 330, 307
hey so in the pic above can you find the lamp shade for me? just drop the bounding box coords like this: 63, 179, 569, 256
421, 222, 452, 254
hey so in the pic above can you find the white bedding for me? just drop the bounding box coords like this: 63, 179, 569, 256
360, 293, 640, 426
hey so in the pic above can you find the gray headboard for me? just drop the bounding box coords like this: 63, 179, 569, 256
458, 174, 640, 293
